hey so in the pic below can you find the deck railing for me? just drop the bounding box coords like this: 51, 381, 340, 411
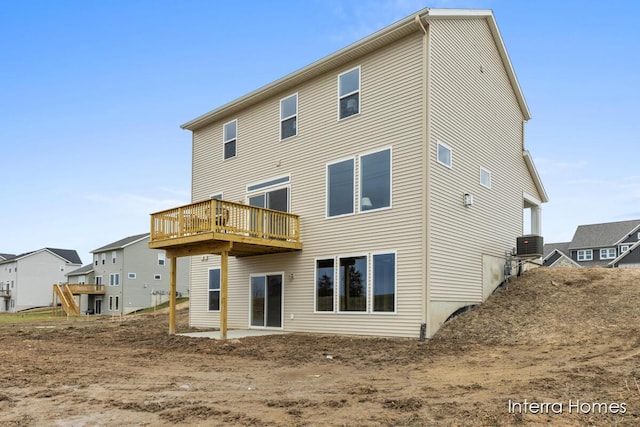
0, 289, 10, 298
67, 284, 105, 294
150, 199, 301, 244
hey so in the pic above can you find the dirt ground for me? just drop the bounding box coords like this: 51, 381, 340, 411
1, 267, 639, 426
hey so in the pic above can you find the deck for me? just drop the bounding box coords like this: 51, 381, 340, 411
149, 198, 302, 257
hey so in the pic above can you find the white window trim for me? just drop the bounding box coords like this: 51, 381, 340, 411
128, 273, 136, 279
154, 274, 162, 280
359, 146, 393, 214
326, 156, 356, 219
480, 167, 491, 189
222, 119, 238, 161
208, 268, 221, 312
436, 141, 453, 168
246, 174, 291, 193
158, 253, 166, 266
109, 273, 120, 286
111, 250, 117, 263
337, 253, 369, 314
577, 250, 593, 261
279, 93, 298, 140
599, 248, 616, 260
371, 250, 397, 314
337, 66, 361, 121
314, 256, 336, 314
621, 244, 631, 253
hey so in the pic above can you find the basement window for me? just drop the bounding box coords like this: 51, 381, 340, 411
208, 268, 220, 311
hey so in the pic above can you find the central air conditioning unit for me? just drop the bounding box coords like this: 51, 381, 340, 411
516, 235, 544, 257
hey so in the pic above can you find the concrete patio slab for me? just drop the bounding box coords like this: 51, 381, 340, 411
178, 329, 289, 340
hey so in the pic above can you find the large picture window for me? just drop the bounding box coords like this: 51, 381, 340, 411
338, 67, 360, 119
360, 148, 391, 211
339, 255, 367, 312
280, 93, 297, 140
327, 158, 355, 217
315, 259, 334, 312
372, 253, 396, 312
208, 268, 220, 311
223, 119, 237, 160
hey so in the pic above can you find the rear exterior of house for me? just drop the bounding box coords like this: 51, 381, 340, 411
162, 9, 546, 338
0, 249, 82, 312
92, 234, 189, 315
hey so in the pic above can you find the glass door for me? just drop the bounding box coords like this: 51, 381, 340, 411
250, 274, 282, 328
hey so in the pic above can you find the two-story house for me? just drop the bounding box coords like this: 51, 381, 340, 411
149, 8, 547, 338
91, 233, 189, 315
0, 248, 82, 312
545, 219, 640, 268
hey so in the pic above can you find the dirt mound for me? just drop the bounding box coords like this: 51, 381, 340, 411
1, 267, 639, 426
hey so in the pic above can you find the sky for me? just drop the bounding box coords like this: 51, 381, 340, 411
1, 0, 639, 265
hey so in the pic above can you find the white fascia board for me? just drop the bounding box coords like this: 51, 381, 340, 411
523, 151, 549, 203
608, 240, 640, 266
613, 223, 640, 246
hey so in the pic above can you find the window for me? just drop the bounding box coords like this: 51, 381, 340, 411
101, 253, 106, 265
621, 245, 630, 253
437, 141, 452, 168
280, 93, 297, 140
154, 274, 161, 280
109, 273, 120, 286
327, 158, 355, 217
223, 119, 237, 160
95, 276, 103, 285
108, 296, 113, 311
94, 255, 98, 266
210, 193, 223, 200
360, 148, 391, 212
247, 175, 291, 213
577, 250, 593, 261
112, 251, 117, 263
339, 255, 367, 312
208, 268, 220, 311
128, 273, 136, 279
600, 248, 616, 260
158, 253, 165, 266
480, 167, 491, 188
315, 259, 334, 312
78, 275, 86, 284
338, 67, 360, 119
372, 253, 396, 313
115, 296, 119, 311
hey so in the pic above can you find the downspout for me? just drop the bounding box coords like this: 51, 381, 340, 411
416, 13, 430, 340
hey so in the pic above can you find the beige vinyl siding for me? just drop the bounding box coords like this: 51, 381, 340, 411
427, 18, 536, 305
190, 32, 426, 337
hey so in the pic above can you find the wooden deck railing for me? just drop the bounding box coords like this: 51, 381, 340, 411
67, 284, 105, 294
150, 199, 301, 244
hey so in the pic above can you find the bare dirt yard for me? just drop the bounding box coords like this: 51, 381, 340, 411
1, 267, 639, 426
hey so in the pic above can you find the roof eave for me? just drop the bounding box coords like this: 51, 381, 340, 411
523, 151, 549, 203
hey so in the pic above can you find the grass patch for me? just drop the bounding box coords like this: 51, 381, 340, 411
0, 306, 66, 324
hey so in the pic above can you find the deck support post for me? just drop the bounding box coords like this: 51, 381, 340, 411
169, 256, 177, 335
220, 250, 229, 340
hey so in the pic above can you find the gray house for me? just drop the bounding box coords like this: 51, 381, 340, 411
0, 248, 82, 312
545, 219, 640, 268
91, 233, 189, 315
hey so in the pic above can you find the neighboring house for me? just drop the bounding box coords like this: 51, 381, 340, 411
91, 233, 189, 315
64, 264, 97, 314
149, 8, 548, 338
566, 219, 640, 268
0, 248, 82, 312
542, 242, 581, 268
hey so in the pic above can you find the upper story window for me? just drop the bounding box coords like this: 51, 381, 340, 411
327, 158, 355, 217
600, 248, 616, 260
437, 141, 452, 168
338, 67, 360, 119
280, 94, 298, 140
94, 254, 98, 266
223, 119, 237, 160
101, 253, 106, 265
621, 245, 630, 253
109, 273, 120, 286
360, 148, 391, 212
577, 250, 593, 261
111, 251, 117, 263
480, 167, 491, 188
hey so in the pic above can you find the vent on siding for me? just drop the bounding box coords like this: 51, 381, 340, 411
516, 235, 544, 258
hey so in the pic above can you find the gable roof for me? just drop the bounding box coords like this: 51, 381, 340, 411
608, 240, 640, 267
543, 242, 571, 258
542, 242, 581, 267
569, 219, 640, 250
0, 248, 82, 265
181, 8, 530, 131
0, 253, 15, 261
92, 233, 150, 253
67, 264, 94, 277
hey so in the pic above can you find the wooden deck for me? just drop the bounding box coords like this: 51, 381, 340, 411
149, 199, 302, 257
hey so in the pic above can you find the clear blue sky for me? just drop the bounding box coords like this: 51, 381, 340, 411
1, 0, 639, 265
